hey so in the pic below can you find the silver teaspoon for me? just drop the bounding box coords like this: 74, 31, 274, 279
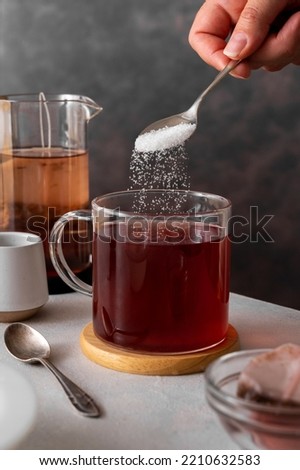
4, 323, 100, 418
139, 59, 241, 137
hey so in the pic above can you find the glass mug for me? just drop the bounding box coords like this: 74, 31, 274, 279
50, 189, 231, 354
0, 93, 102, 291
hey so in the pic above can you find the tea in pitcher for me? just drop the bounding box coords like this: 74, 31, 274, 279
0, 147, 91, 278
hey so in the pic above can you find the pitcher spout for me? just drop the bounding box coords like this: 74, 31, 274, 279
80, 95, 102, 121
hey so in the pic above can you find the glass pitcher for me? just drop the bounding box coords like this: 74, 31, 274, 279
0, 93, 102, 291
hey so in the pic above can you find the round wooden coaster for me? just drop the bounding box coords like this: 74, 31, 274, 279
80, 323, 239, 376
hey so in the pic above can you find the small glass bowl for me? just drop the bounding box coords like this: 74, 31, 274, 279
205, 349, 300, 450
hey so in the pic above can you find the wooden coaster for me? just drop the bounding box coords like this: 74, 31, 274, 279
80, 323, 239, 376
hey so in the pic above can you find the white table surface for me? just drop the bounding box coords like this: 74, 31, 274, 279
0, 291, 299, 450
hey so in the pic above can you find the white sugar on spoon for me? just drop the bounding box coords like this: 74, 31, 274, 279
134, 122, 196, 153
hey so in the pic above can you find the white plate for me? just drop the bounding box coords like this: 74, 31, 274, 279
0, 364, 37, 449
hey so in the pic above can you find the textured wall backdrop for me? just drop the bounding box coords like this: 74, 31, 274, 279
1, 0, 300, 308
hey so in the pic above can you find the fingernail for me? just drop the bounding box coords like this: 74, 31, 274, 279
223, 32, 248, 59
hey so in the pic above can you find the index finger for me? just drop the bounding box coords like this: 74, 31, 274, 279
189, 2, 235, 69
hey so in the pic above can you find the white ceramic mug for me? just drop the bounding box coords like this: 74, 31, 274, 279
0, 232, 48, 322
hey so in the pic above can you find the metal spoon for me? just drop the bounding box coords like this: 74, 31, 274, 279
4, 323, 100, 418
139, 59, 241, 136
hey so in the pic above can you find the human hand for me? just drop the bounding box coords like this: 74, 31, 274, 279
189, 0, 300, 78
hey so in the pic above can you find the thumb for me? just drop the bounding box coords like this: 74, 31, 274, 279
223, 0, 288, 59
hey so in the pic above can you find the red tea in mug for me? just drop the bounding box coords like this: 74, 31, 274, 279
92, 220, 230, 353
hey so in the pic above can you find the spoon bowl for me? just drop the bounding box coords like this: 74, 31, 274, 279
4, 322, 50, 362
4, 323, 100, 417
139, 59, 241, 138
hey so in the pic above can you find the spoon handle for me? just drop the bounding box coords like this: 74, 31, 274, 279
40, 358, 100, 417
200, 59, 241, 100
189, 59, 242, 115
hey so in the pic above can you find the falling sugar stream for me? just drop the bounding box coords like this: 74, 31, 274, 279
129, 123, 196, 213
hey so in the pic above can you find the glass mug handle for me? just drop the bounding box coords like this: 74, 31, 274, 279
49, 210, 92, 297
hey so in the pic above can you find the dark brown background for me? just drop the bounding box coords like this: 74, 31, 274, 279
2, 0, 300, 308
